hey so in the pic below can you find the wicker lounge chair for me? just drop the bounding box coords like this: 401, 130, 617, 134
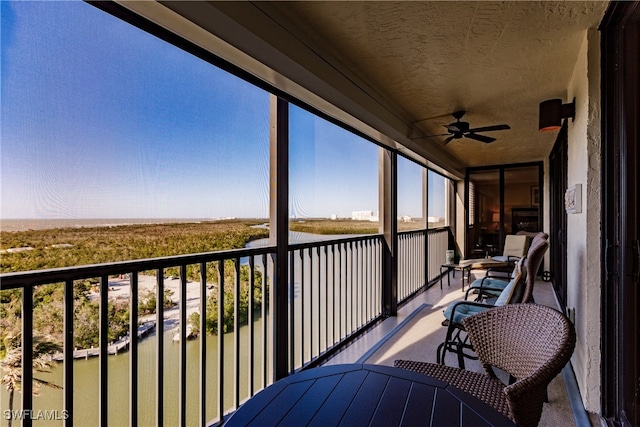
395, 304, 576, 427
466, 232, 549, 301
437, 237, 550, 367
460, 233, 531, 273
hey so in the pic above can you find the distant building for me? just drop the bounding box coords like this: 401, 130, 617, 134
330, 214, 338, 220
351, 211, 378, 221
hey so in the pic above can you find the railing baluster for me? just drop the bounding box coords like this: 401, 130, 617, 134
217, 260, 225, 421
308, 247, 313, 360
300, 249, 305, 366
156, 270, 164, 427
353, 242, 357, 331
178, 265, 187, 426
410, 234, 414, 291
372, 241, 377, 313
363, 240, 368, 322
340, 243, 344, 341
350, 242, 354, 334
407, 235, 411, 295
331, 244, 336, 347
400, 235, 404, 298
424, 229, 429, 285
413, 233, 417, 290
360, 241, 365, 325
63, 280, 74, 427
288, 251, 295, 372
335, 244, 340, 343
100, 275, 109, 427
199, 262, 207, 427
129, 273, 138, 427
360, 240, 364, 323
338, 243, 347, 341
248, 256, 255, 398
22, 286, 33, 427
317, 247, 321, 358
346, 242, 350, 335
367, 239, 371, 322
234, 258, 241, 409
324, 246, 328, 354
262, 253, 268, 388
379, 239, 383, 308
356, 242, 360, 328
416, 233, 420, 287
416, 233, 420, 288
373, 239, 377, 318
359, 241, 367, 326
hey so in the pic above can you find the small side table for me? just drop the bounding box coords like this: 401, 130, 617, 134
440, 263, 472, 291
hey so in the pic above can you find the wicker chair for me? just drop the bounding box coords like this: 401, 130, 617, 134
437, 237, 549, 367
395, 304, 576, 427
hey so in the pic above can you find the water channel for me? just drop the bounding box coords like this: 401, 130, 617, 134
1, 324, 267, 426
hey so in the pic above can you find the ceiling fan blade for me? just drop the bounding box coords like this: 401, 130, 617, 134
442, 135, 456, 145
467, 124, 511, 133
465, 133, 496, 143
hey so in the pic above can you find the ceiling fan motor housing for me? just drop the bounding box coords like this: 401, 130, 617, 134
447, 121, 469, 133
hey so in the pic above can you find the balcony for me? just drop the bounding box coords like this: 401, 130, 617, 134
2, 1, 636, 425
2, 228, 477, 426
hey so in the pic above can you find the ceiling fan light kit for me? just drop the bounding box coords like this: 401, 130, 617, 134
539, 98, 576, 132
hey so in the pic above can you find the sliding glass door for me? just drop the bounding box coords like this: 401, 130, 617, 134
466, 163, 542, 259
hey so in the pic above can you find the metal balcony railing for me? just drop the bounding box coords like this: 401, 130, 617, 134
0, 227, 451, 426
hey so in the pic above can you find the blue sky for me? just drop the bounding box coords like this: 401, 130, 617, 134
1, 1, 444, 220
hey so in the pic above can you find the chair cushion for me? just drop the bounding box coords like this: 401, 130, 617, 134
470, 278, 509, 298
467, 257, 526, 300
469, 277, 510, 291
495, 257, 525, 305
494, 278, 517, 306
491, 255, 515, 262
443, 302, 488, 324
501, 234, 530, 258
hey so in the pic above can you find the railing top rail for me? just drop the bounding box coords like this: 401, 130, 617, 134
397, 226, 449, 236
0, 229, 450, 289
288, 233, 384, 251
0, 245, 276, 289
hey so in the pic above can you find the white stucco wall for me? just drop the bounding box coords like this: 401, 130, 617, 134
565, 28, 602, 413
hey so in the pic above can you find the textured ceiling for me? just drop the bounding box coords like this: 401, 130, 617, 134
261, 1, 608, 167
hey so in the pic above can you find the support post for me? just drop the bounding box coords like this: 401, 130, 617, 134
270, 95, 289, 380
380, 148, 397, 316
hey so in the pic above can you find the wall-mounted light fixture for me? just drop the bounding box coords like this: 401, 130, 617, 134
538, 98, 575, 132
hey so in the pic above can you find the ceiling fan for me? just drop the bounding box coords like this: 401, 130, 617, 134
429, 111, 511, 144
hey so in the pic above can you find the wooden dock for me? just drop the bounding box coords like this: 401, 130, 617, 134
52, 322, 155, 361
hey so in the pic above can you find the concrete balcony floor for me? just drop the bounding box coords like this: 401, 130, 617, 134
324, 269, 584, 427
